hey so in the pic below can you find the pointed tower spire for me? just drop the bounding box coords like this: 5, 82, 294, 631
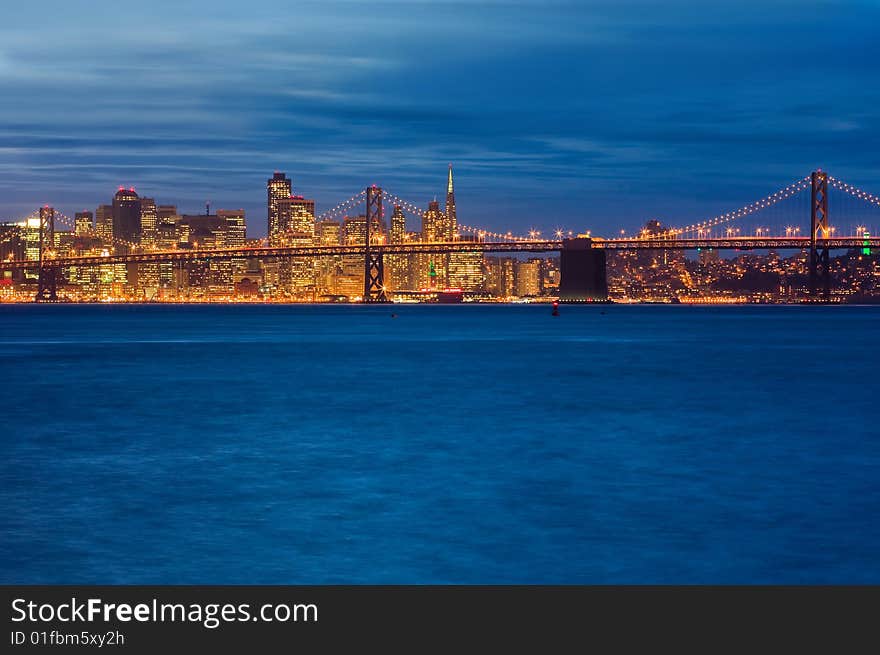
445, 163, 456, 239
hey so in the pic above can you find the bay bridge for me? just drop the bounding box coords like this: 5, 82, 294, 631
1, 170, 879, 303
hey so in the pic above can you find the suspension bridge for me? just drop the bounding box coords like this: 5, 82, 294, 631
1, 170, 879, 302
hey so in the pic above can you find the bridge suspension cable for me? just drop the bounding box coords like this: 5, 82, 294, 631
828, 176, 880, 208
647, 176, 812, 239
316, 189, 366, 221
383, 189, 534, 242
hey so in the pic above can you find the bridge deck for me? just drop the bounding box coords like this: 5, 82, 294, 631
1, 237, 877, 270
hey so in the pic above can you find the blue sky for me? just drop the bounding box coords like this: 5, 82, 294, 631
1, 0, 878, 237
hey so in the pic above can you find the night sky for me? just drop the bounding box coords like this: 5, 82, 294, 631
1, 0, 878, 237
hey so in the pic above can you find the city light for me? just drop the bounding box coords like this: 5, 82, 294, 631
1, 169, 878, 304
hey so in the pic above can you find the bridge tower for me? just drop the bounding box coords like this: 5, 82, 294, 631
363, 185, 389, 303
35, 205, 58, 302
809, 170, 831, 301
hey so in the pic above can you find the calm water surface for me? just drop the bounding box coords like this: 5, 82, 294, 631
1, 304, 878, 583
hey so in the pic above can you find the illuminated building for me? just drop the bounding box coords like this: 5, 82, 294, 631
494, 257, 517, 298
699, 248, 720, 265
316, 219, 341, 245
343, 215, 366, 245
267, 172, 292, 246
445, 164, 457, 240
74, 211, 93, 236
217, 210, 246, 248
339, 215, 368, 296
277, 196, 315, 241
387, 205, 411, 290
157, 205, 179, 223
421, 199, 442, 242
417, 200, 446, 288
448, 235, 483, 291
23, 216, 41, 281
275, 197, 316, 296
112, 187, 140, 252
515, 259, 541, 297
139, 197, 157, 248
95, 204, 113, 246
136, 198, 160, 296
543, 257, 560, 292
315, 220, 342, 296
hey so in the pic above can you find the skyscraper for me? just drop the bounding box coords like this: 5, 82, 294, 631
515, 259, 542, 297
278, 196, 316, 240
418, 200, 446, 288
217, 210, 246, 248
445, 164, 457, 240
275, 196, 315, 296
422, 200, 443, 242
112, 187, 140, 251
139, 197, 157, 248
267, 172, 292, 246
95, 204, 113, 246
448, 236, 483, 291
387, 205, 410, 291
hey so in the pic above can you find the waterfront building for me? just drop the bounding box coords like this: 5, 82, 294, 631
515, 259, 542, 297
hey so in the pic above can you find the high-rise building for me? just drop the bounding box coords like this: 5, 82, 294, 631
445, 164, 457, 240
448, 236, 483, 291
387, 205, 411, 291
23, 216, 41, 281
315, 220, 342, 296
390, 205, 406, 243
277, 196, 316, 241
422, 199, 443, 242
515, 258, 542, 297
95, 204, 113, 246
267, 172, 292, 246
74, 211, 93, 237
139, 198, 157, 249
157, 205, 178, 223
217, 209, 246, 248
417, 200, 446, 288
274, 197, 315, 296
316, 219, 341, 245
343, 215, 367, 245
112, 187, 140, 252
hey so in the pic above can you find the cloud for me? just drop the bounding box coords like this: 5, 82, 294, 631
1, 1, 879, 234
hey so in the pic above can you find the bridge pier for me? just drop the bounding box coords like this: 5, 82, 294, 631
558, 238, 608, 302
35, 206, 58, 302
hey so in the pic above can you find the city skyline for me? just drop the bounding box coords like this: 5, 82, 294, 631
1, 1, 879, 235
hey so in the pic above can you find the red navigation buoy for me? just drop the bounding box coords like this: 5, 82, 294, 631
552, 300, 559, 317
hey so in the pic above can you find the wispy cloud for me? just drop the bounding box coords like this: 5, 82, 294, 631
1, 1, 879, 232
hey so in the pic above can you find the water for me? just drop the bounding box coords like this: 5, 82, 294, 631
1, 303, 878, 584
